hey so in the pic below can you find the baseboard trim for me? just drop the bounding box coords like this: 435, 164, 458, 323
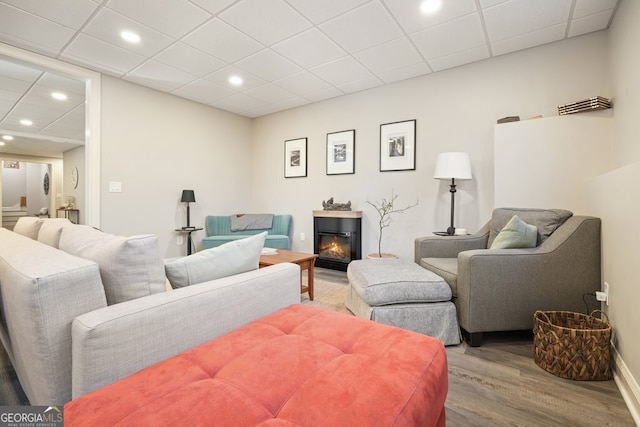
612, 346, 640, 425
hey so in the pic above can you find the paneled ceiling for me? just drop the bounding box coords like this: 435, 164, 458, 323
0, 0, 619, 156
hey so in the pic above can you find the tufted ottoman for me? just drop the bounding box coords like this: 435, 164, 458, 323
346, 259, 461, 346
64, 305, 448, 426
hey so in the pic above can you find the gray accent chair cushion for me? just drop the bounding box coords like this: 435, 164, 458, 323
59, 225, 166, 305
415, 208, 601, 346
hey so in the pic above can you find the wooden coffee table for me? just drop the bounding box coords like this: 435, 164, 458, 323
259, 249, 319, 300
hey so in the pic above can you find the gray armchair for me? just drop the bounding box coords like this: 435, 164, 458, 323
415, 208, 601, 346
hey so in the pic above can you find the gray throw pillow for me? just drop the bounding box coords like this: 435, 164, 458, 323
490, 215, 538, 249
165, 231, 267, 288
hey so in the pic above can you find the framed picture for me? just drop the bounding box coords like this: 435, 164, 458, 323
379, 119, 416, 172
3, 161, 20, 169
284, 137, 307, 178
326, 129, 355, 175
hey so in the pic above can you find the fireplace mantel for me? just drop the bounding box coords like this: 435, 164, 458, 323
313, 210, 362, 218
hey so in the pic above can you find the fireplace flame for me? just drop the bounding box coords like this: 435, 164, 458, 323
319, 237, 349, 260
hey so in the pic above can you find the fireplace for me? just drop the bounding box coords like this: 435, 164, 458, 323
313, 210, 362, 271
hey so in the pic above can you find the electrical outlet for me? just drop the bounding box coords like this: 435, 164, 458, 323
300, 232, 305, 241
177, 235, 183, 245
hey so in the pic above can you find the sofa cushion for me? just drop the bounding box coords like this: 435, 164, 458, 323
165, 232, 266, 288
37, 218, 73, 248
59, 226, 166, 305
64, 305, 448, 427
13, 216, 44, 240
419, 257, 458, 297
488, 208, 573, 247
490, 215, 538, 249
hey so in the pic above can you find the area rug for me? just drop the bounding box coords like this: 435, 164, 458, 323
300, 268, 351, 315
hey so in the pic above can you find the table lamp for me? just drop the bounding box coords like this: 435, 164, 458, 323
434, 152, 472, 235
181, 190, 196, 228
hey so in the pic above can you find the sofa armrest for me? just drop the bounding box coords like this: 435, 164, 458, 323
455, 216, 601, 333
71, 263, 301, 399
414, 223, 489, 262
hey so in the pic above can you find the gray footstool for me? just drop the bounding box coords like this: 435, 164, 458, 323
345, 259, 461, 345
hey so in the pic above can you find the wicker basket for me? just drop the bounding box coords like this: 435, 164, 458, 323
533, 310, 611, 381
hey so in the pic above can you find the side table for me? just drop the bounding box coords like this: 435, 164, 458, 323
175, 227, 203, 255
57, 208, 79, 224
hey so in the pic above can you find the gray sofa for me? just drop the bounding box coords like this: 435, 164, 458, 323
415, 208, 601, 346
0, 218, 300, 405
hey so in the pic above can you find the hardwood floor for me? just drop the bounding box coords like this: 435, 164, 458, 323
444, 331, 635, 426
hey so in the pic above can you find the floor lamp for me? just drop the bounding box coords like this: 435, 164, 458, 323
434, 152, 472, 236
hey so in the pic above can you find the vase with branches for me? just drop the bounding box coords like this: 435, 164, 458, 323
366, 191, 418, 258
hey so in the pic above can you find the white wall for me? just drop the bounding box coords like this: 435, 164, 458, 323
63, 146, 85, 218
592, 0, 640, 421
99, 76, 253, 257
250, 32, 609, 259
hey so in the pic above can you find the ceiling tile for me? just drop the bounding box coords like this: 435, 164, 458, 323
82, 8, 175, 57
219, 0, 311, 46
40, 104, 85, 140
123, 60, 197, 92
491, 23, 566, 56
171, 78, 236, 104
212, 92, 267, 113
182, 18, 264, 63
273, 71, 334, 97
61, 34, 147, 76
376, 62, 431, 84
205, 66, 266, 91
235, 49, 301, 82
0, 4, 76, 55
383, 0, 478, 34
244, 83, 296, 104
39, 72, 86, 98
411, 14, 486, 60
106, 0, 211, 39
272, 28, 345, 68
338, 75, 383, 94
189, 0, 239, 16
1, 0, 100, 30
319, 2, 402, 53
302, 86, 344, 103
478, 0, 509, 8
573, 0, 618, 18
355, 37, 423, 74
285, 0, 369, 24
154, 42, 226, 76
310, 56, 374, 87
428, 45, 490, 71
569, 11, 613, 37
482, 0, 572, 42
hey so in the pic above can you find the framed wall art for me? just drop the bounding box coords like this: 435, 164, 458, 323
326, 129, 355, 175
3, 160, 19, 169
284, 137, 307, 178
379, 119, 416, 172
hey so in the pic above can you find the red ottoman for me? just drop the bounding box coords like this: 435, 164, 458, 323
65, 305, 448, 426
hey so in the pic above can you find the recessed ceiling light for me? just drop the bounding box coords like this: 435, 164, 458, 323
229, 75, 243, 86
120, 30, 141, 44
20, 119, 33, 126
420, 0, 442, 14
0, 142, 5, 146
51, 91, 68, 101
2, 135, 14, 141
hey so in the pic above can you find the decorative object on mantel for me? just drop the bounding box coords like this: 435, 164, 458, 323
497, 116, 520, 124
558, 96, 611, 115
322, 197, 352, 211
434, 152, 472, 236
366, 190, 418, 259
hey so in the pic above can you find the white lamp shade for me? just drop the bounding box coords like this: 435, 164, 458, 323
434, 152, 472, 180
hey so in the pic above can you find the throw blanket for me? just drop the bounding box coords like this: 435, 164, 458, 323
230, 214, 274, 231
